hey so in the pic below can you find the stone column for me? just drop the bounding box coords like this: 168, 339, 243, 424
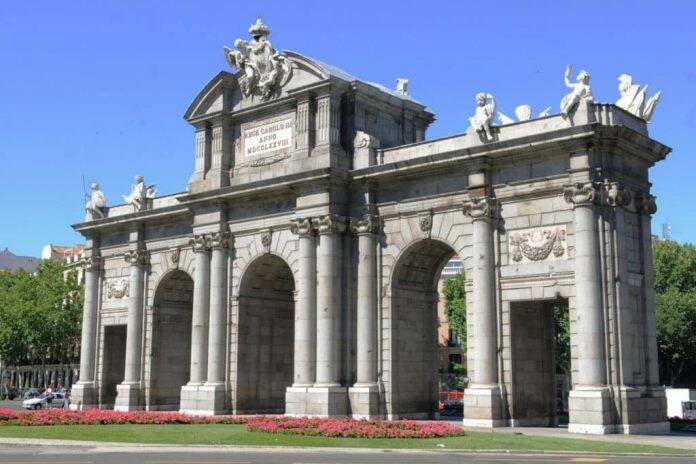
286, 218, 317, 416
349, 214, 381, 418
204, 231, 230, 414
312, 92, 344, 158
180, 234, 211, 414
294, 96, 315, 155
564, 182, 612, 434
115, 248, 148, 411
309, 214, 347, 416
462, 195, 504, 427
70, 254, 101, 410
638, 194, 660, 388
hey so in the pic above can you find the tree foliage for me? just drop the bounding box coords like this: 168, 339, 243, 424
0, 260, 83, 374
553, 305, 571, 376
653, 240, 696, 386
442, 272, 466, 342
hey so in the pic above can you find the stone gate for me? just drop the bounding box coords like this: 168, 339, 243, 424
70, 20, 670, 434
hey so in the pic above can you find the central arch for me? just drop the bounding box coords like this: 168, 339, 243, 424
236, 254, 295, 413
390, 239, 457, 418
149, 269, 194, 410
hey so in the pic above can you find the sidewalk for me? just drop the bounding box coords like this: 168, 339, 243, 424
466, 425, 696, 452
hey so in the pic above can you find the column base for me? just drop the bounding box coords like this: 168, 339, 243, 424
285, 385, 312, 416
463, 385, 506, 428
114, 383, 143, 411
615, 386, 669, 434
348, 383, 382, 419
68, 382, 98, 410
305, 385, 348, 417
568, 387, 613, 434
179, 383, 228, 415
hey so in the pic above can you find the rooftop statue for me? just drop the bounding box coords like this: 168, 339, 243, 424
84, 182, 106, 221
122, 174, 156, 212
498, 104, 552, 125
395, 78, 409, 96
223, 18, 293, 101
468, 92, 496, 142
560, 64, 593, 119
615, 74, 661, 122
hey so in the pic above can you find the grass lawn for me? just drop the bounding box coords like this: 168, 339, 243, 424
0, 424, 688, 454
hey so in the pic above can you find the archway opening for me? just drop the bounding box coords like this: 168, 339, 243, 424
149, 270, 194, 410
391, 239, 457, 419
237, 254, 295, 413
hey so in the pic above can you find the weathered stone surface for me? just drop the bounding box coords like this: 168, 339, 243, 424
72, 19, 670, 435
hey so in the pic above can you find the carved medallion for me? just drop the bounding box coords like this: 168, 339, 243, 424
261, 229, 272, 253
509, 226, 567, 263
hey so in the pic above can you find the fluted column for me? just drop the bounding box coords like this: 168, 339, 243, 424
290, 218, 316, 387
463, 196, 498, 386
351, 215, 380, 385
313, 214, 345, 386
122, 248, 148, 384
77, 255, 101, 384
564, 182, 607, 387
206, 232, 229, 386
189, 234, 211, 385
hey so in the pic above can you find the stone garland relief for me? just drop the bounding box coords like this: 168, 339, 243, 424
508, 226, 567, 264
105, 279, 130, 299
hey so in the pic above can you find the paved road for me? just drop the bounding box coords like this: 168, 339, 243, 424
0, 444, 693, 464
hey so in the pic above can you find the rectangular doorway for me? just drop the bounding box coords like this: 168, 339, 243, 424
101, 325, 126, 406
510, 300, 562, 426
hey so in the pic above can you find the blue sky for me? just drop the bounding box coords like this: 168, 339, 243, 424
1, 0, 694, 257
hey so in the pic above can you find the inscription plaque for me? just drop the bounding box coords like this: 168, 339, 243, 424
243, 117, 293, 158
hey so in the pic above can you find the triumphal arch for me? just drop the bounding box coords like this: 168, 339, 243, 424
71, 19, 670, 434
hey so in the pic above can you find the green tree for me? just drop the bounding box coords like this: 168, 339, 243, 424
653, 240, 696, 386
442, 272, 466, 342
553, 305, 571, 376
0, 260, 83, 393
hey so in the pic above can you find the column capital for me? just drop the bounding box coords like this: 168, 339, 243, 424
600, 179, 633, 208
463, 196, 495, 220
80, 254, 102, 271
189, 234, 212, 252
123, 248, 149, 266
289, 217, 316, 237
635, 192, 657, 216
209, 231, 231, 249
312, 214, 346, 235
564, 182, 598, 208
350, 214, 381, 235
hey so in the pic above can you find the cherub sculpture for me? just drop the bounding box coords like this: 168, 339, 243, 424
122, 174, 156, 212
223, 18, 292, 101
84, 182, 106, 221
615, 74, 661, 122
560, 65, 593, 119
468, 93, 496, 142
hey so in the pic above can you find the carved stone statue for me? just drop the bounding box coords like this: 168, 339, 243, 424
615, 74, 661, 122
122, 174, 155, 212
498, 104, 552, 125
84, 182, 106, 221
560, 65, 593, 119
223, 18, 293, 101
468, 92, 496, 142
395, 78, 409, 95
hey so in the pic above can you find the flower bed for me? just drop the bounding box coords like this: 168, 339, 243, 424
246, 416, 465, 438
0, 408, 248, 426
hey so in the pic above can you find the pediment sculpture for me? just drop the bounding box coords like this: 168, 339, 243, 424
224, 18, 293, 101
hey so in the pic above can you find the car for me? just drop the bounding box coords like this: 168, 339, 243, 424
22, 392, 68, 410
22, 388, 43, 400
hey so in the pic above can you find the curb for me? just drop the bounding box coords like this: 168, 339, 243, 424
0, 437, 693, 458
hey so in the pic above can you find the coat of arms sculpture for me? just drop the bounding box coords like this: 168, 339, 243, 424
224, 18, 293, 101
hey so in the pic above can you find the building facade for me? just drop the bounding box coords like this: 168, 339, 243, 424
70, 21, 670, 434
